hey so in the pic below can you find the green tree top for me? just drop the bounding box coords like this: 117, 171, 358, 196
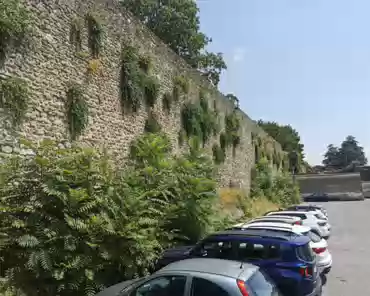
121, 0, 227, 87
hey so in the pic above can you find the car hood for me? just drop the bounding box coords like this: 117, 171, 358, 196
95, 278, 143, 296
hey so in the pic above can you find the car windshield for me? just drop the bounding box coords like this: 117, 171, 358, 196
303, 231, 322, 243
247, 270, 283, 296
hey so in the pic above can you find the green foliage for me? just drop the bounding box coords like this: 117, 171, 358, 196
322, 136, 367, 169
212, 144, 225, 164
120, 46, 159, 113
0, 77, 29, 125
0, 134, 221, 295
70, 18, 83, 52
139, 55, 152, 73
221, 111, 241, 155
0, 0, 31, 62
121, 0, 226, 86
181, 95, 218, 146
162, 92, 172, 112
66, 83, 89, 140
250, 157, 300, 207
225, 93, 239, 109
178, 129, 186, 147
173, 75, 189, 101
86, 12, 103, 58
144, 112, 161, 133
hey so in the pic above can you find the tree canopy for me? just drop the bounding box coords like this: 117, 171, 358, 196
121, 0, 227, 86
257, 120, 305, 173
322, 135, 367, 169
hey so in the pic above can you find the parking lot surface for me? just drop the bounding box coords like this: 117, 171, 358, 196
318, 200, 370, 295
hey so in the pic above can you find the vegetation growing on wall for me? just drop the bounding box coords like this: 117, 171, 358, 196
120, 46, 159, 113
66, 83, 89, 140
0, 0, 31, 62
219, 110, 241, 157
0, 77, 29, 125
212, 143, 225, 164
86, 12, 103, 58
181, 91, 218, 146
144, 111, 161, 133
87, 58, 103, 76
173, 75, 189, 102
70, 17, 83, 52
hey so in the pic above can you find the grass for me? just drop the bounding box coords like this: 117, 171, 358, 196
218, 188, 280, 220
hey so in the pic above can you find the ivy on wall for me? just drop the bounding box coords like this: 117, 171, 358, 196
212, 143, 225, 164
0, 77, 29, 125
66, 83, 89, 140
144, 111, 161, 133
0, 0, 31, 63
86, 12, 103, 58
70, 17, 83, 52
219, 110, 241, 158
173, 75, 189, 102
180, 90, 218, 147
120, 46, 160, 113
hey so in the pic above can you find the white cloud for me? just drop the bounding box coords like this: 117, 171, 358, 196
232, 48, 246, 62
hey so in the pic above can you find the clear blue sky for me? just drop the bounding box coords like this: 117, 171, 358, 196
197, 0, 370, 165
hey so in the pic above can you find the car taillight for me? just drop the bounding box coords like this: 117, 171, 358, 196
299, 266, 313, 277
313, 247, 326, 254
294, 220, 302, 225
236, 279, 250, 296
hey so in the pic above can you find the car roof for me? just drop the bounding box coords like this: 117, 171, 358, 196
158, 258, 258, 281
252, 216, 301, 221
236, 222, 310, 233
207, 229, 310, 245
268, 211, 310, 216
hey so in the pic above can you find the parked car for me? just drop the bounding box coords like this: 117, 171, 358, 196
284, 206, 331, 231
155, 229, 322, 296
228, 222, 332, 274
240, 216, 303, 226
96, 258, 283, 296
266, 211, 330, 239
286, 204, 328, 218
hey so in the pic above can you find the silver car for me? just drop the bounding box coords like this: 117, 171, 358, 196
95, 258, 282, 296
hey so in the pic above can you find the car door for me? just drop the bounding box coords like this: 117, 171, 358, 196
189, 276, 233, 296
124, 275, 188, 296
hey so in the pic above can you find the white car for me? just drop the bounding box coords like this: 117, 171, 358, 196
285, 206, 332, 231
287, 204, 328, 218
246, 216, 303, 226
231, 221, 332, 273
266, 211, 330, 239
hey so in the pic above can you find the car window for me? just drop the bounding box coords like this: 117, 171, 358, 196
192, 240, 234, 259
304, 231, 321, 243
247, 270, 282, 296
296, 244, 315, 263
314, 212, 326, 220
271, 213, 306, 220
236, 242, 281, 260
191, 277, 230, 296
130, 276, 186, 296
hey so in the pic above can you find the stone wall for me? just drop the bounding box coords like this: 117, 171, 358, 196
0, 0, 284, 192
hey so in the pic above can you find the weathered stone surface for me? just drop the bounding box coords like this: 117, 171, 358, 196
0, 0, 284, 193
1, 146, 13, 154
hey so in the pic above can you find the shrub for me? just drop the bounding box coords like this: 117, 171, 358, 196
0, 133, 221, 295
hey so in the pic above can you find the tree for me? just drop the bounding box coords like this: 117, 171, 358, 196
121, 0, 227, 86
225, 93, 239, 109
322, 135, 367, 168
257, 120, 305, 172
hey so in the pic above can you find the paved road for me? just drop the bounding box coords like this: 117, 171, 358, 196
318, 200, 370, 295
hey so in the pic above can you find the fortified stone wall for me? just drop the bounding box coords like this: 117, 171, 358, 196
0, 0, 285, 191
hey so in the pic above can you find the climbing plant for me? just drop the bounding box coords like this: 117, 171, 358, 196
0, 77, 29, 125
173, 75, 189, 102
162, 92, 172, 112
144, 111, 161, 133
66, 83, 89, 140
139, 55, 151, 73
86, 12, 103, 58
70, 17, 83, 52
180, 92, 218, 146
0, 0, 31, 62
212, 143, 225, 164
220, 110, 241, 155
178, 129, 186, 147
120, 46, 159, 112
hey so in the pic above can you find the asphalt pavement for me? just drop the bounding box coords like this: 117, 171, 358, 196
318, 200, 370, 295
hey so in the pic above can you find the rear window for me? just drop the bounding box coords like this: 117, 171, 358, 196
271, 213, 306, 220
314, 212, 326, 220
236, 242, 281, 260
303, 231, 321, 243
247, 270, 282, 296
296, 244, 315, 262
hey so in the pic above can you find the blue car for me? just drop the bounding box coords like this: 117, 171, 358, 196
156, 229, 322, 296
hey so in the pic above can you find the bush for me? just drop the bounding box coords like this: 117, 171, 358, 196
0, 134, 221, 295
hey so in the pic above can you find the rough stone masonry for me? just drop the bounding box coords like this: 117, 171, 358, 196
0, 0, 283, 192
